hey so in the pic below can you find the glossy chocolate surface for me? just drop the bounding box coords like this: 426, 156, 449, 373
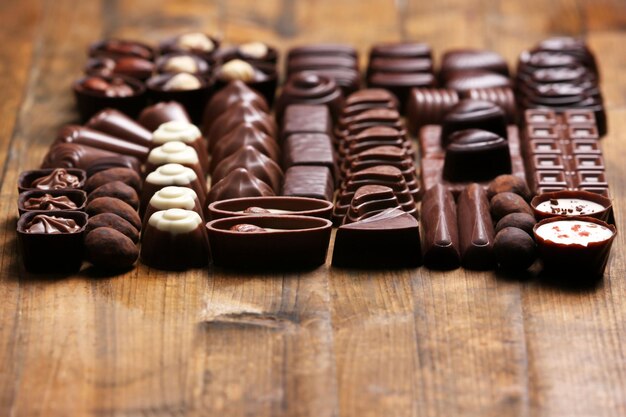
56, 125, 150, 161
207, 102, 277, 151
440, 49, 509, 80
457, 183, 495, 270
276, 72, 344, 122
145, 73, 212, 123
211, 146, 283, 192
89, 39, 155, 60
18, 189, 86, 215
281, 166, 335, 202
420, 184, 461, 269
73, 75, 146, 121
405, 88, 460, 135
138, 101, 192, 132
41, 142, 141, 174
208, 196, 333, 220
210, 124, 280, 172
19, 168, 85, 193
531, 190, 612, 222
440, 99, 508, 145
207, 168, 275, 205
281, 104, 333, 142
369, 42, 432, 60
282, 133, 337, 178
86, 109, 153, 147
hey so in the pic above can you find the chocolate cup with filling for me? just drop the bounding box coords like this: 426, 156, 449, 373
145, 73, 213, 124
211, 145, 283, 193
84, 56, 155, 81
533, 216, 616, 280
142, 186, 204, 230
18, 168, 86, 193
531, 190, 612, 222
41, 142, 141, 174
144, 141, 206, 192
152, 121, 209, 174
86, 108, 153, 147
73, 75, 147, 122
158, 32, 221, 62
155, 52, 211, 76
213, 60, 278, 107
440, 99, 508, 146
140, 163, 206, 217
275, 72, 344, 123
206, 215, 332, 269
141, 208, 209, 270
18, 189, 87, 216
214, 42, 279, 65
138, 101, 192, 132
332, 207, 422, 268
88, 39, 155, 60
210, 123, 280, 172
206, 168, 275, 209
207, 196, 333, 221
442, 129, 511, 182
207, 102, 277, 152
201, 80, 269, 135
56, 125, 150, 161
17, 210, 88, 273
420, 184, 461, 270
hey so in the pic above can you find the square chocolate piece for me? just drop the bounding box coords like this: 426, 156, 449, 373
281, 166, 335, 202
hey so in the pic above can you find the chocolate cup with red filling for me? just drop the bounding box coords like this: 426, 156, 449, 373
73, 75, 147, 122
531, 190, 612, 222
17, 210, 88, 273
533, 216, 616, 280
18, 189, 87, 216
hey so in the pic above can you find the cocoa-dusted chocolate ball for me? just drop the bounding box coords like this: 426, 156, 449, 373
490, 192, 533, 221
495, 213, 536, 237
493, 227, 537, 270
487, 174, 532, 201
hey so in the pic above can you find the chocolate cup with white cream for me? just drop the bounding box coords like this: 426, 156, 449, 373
144, 141, 206, 192
140, 163, 206, 217
531, 190, 612, 222
142, 186, 204, 230
151, 121, 209, 174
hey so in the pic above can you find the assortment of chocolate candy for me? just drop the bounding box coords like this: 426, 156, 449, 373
15, 34, 617, 282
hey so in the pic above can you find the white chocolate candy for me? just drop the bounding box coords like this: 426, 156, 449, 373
148, 141, 199, 165
220, 59, 255, 82
153, 121, 202, 145
177, 32, 215, 52
145, 163, 197, 185
162, 55, 199, 74
239, 42, 268, 59
162, 73, 202, 91
535, 198, 606, 216
149, 186, 198, 211
535, 219, 614, 247
149, 208, 202, 234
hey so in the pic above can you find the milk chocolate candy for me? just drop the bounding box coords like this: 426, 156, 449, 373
145, 73, 213, 124
275, 72, 344, 123
341, 89, 399, 117
73, 75, 147, 121
138, 101, 192, 132
457, 183, 495, 270
141, 208, 210, 270
207, 196, 333, 221
281, 104, 333, 142
86, 109, 153, 147
215, 42, 279, 65
207, 102, 277, 152
142, 186, 204, 230
440, 99, 508, 145
443, 129, 512, 182
18, 189, 86, 215
367, 72, 436, 112
439, 49, 509, 81
369, 42, 432, 60
211, 146, 283, 193
158, 32, 220, 61
145, 141, 205, 192
141, 163, 206, 216
288, 44, 357, 59
89, 39, 155, 60
201, 80, 269, 134
41, 143, 141, 174
420, 184, 460, 269
152, 121, 209, 174
85, 56, 155, 81
445, 70, 512, 94
467, 87, 516, 123
281, 166, 334, 202
17, 211, 87, 273
282, 133, 337, 180
332, 208, 421, 268
210, 124, 279, 172
343, 185, 401, 224
339, 126, 411, 163
207, 168, 275, 206
155, 53, 211, 76
19, 168, 85, 193
56, 125, 150, 161
214, 60, 278, 106
405, 88, 460, 136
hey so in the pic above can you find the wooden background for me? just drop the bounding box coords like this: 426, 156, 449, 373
1, 0, 625, 416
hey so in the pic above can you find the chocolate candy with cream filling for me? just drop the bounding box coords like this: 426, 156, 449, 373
158, 32, 220, 61
85, 56, 155, 81
140, 163, 206, 216
152, 121, 209, 174
145, 141, 205, 191
18, 189, 85, 215
73, 75, 146, 121
214, 59, 278, 106
89, 39, 155, 60
155, 53, 211, 76
19, 168, 85, 192
145, 73, 212, 124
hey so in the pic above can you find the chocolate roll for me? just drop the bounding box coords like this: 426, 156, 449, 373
142, 186, 204, 231
210, 124, 280, 172
275, 72, 344, 123
41, 142, 141, 174
420, 184, 460, 269
213, 59, 277, 106
146, 73, 213, 124
86, 109, 153, 147
155, 53, 211, 76
158, 32, 220, 61
207, 102, 277, 151
73, 75, 146, 121
467, 87, 516, 123
89, 39, 155, 60
141, 163, 206, 216
211, 146, 283, 193
84, 56, 155, 81
19, 168, 85, 193
138, 101, 192, 132
145, 142, 206, 191
56, 125, 150, 161
206, 168, 275, 205
440, 99, 508, 146
367, 72, 436, 112
281, 166, 335, 202
152, 121, 208, 174
457, 183, 495, 270
141, 208, 210, 270
405, 88, 460, 136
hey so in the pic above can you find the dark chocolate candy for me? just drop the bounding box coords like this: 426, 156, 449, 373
86, 212, 140, 243
86, 196, 141, 231
206, 168, 275, 205
288, 44, 357, 59
368, 57, 433, 75
340, 89, 399, 117
445, 70, 512, 94
41, 142, 141, 174
73, 75, 147, 122
210, 123, 280, 172
281, 166, 335, 202
332, 207, 421, 268
457, 183, 495, 270
287, 55, 358, 73
367, 72, 436, 112
493, 227, 537, 271
275, 72, 344, 123
207, 196, 333, 221
17, 210, 87, 273
282, 133, 337, 179
18, 189, 86, 215
19, 168, 85, 192
56, 125, 150, 161
443, 129, 512, 182
145, 73, 213, 124
439, 49, 509, 81
338, 126, 411, 163
85, 56, 155, 81
87, 181, 139, 210
138, 101, 192, 132
214, 60, 277, 106
467, 87, 516, 123
85, 167, 141, 194
207, 102, 277, 152
405, 88, 460, 136
214, 42, 279, 65
343, 185, 401, 224
281, 104, 333, 142
89, 39, 155, 60
440, 99, 508, 145
369, 42, 432, 60
211, 146, 283, 193
86, 109, 153, 147
155, 52, 211, 76
420, 184, 460, 269
85, 227, 138, 270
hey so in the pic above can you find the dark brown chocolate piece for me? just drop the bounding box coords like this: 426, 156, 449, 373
288, 44, 357, 59
275, 72, 344, 123
440, 99, 508, 145
282, 133, 337, 179
369, 43, 432, 60
339, 126, 411, 163
440, 49, 509, 81
86, 213, 139, 243
457, 183, 495, 270
29, 168, 82, 191
56, 125, 150, 161
340, 89, 398, 117
24, 213, 81, 234
467, 87, 517, 123
211, 146, 283, 193
138, 101, 192, 132
445, 70, 511, 94
85, 227, 138, 270
206, 168, 275, 205
41, 142, 141, 174
207, 102, 277, 152
281, 166, 335, 202
490, 192, 533, 221
73, 75, 146, 121
215, 42, 279, 65
367, 72, 436, 111
85, 167, 141, 194
332, 208, 421, 268
343, 185, 402, 224
86, 196, 141, 231
87, 181, 139, 210
159, 32, 219, 59
89, 39, 155, 60
155, 52, 210, 76
86, 109, 153, 147
145, 73, 213, 124
420, 184, 460, 269
210, 124, 279, 172
493, 227, 537, 270
85, 56, 155, 81
281, 104, 333, 142
207, 196, 333, 221
18, 189, 86, 215
405, 88, 460, 136
141, 164, 206, 217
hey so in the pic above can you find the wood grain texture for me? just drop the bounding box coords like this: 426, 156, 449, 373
0, 0, 625, 416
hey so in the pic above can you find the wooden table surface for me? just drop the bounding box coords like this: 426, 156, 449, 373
1, 0, 625, 416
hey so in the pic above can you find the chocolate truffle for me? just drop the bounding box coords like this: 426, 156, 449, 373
159, 32, 220, 60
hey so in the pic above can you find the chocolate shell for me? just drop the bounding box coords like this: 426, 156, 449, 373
138, 101, 192, 132
18, 189, 86, 215
211, 146, 283, 192
206, 168, 275, 205
73, 75, 147, 121
207, 196, 333, 221
341, 88, 399, 117
207, 102, 277, 151
281, 104, 333, 142
19, 168, 85, 193
210, 124, 280, 172
145, 73, 213, 124
145, 141, 205, 191
41, 142, 141, 174
152, 121, 209, 174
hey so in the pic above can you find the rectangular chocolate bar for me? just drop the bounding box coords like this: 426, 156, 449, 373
281, 166, 335, 202
281, 104, 333, 143
282, 133, 338, 180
